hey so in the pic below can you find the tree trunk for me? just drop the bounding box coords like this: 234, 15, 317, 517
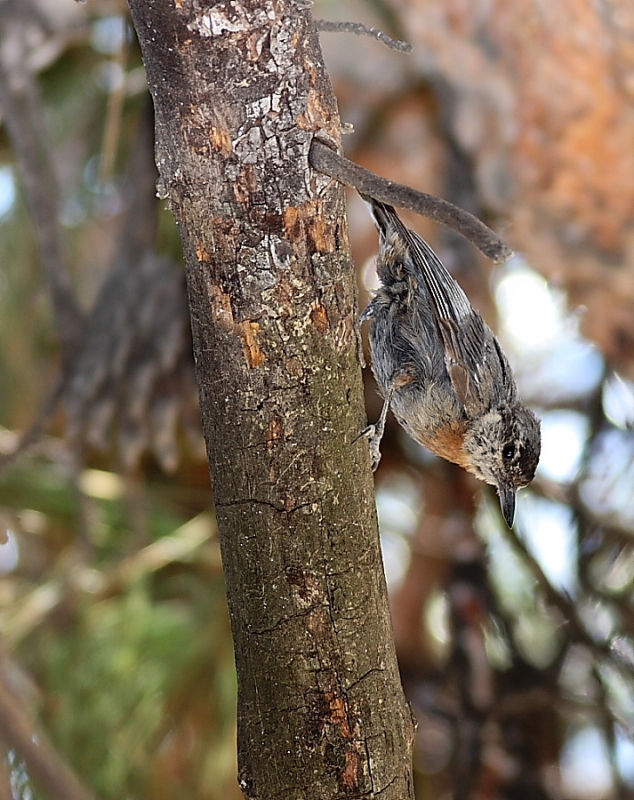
125, 2, 415, 799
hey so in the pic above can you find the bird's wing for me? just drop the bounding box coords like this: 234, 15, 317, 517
368, 199, 510, 416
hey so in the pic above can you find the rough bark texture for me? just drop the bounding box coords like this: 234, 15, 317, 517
125, 2, 415, 799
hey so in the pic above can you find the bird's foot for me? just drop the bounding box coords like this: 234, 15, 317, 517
358, 424, 383, 472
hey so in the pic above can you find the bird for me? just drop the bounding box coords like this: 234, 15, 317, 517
361, 197, 541, 527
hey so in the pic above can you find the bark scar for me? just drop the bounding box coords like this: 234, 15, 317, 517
236, 320, 266, 368
310, 302, 330, 334
209, 284, 266, 367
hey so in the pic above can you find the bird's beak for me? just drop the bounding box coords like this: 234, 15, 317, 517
498, 485, 516, 528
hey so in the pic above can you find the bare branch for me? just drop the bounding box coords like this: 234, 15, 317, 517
97, 21, 129, 186
0, 660, 95, 800
499, 523, 621, 666
309, 139, 514, 263
0, 41, 82, 355
0, 376, 65, 473
314, 19, 411, 53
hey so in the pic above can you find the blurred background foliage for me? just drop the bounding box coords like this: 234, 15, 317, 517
0, 0, 633, 798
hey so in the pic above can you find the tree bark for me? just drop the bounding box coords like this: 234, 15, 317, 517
125, 2, 415, 799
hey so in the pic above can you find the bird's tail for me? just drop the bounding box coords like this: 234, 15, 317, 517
361, 195, 405, 242
362, 194, 474, 323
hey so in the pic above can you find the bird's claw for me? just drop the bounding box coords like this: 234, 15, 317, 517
359, 424, 383, 472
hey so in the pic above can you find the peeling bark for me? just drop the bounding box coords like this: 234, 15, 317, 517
125, 1, 415, 798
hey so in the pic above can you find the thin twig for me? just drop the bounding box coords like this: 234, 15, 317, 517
0, 375, 65, 473
0, 664, 95, 800
309, 139, 514, 263
314, 19, 411, 53
499, 523, 619, 665
0, 55, 82, 356
98, 21, 129, 186
2, 513, 216, 645
0, 106, 159, 478
0, 737, 13, 800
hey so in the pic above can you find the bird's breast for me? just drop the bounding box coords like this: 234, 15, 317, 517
391, 391, 471, 469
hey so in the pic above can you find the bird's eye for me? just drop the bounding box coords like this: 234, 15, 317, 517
502, 444, 514, 461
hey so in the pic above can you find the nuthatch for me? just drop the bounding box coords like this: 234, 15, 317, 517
362, 198, 541, 527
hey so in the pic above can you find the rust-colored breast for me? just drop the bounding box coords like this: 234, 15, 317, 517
420, 422, 471, 470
